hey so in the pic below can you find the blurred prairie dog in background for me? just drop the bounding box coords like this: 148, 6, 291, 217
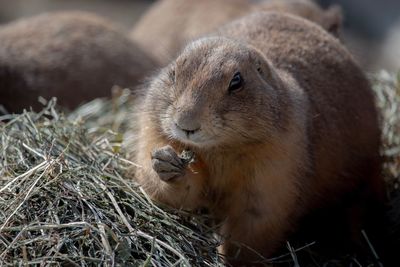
130, 0, 342, 66
0, 11, 156, 113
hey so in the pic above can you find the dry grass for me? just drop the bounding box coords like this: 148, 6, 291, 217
0, 93, 223, 266
372, 71, 400, 195
0, 71, 399, 266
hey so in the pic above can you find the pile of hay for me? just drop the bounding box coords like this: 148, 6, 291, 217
0, 92, 223, 266
372, 71, 400, 194
0, 71, 399, 266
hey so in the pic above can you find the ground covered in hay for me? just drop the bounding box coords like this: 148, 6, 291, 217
0, 71, 399, 266
0, 93, 223, 266
373, 71, 400, 194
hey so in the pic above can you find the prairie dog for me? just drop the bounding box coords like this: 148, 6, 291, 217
132, 12, 383, 264
0, 11, 156, 113
130, 0, 342, 66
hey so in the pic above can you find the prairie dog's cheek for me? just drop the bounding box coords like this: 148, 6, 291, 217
160, 105, 175, 132
213, 99, 231, 118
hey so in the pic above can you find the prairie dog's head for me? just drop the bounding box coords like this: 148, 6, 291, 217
145, 37, 290, 148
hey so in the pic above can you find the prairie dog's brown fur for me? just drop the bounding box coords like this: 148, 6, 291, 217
132, 12, 383, 264
0, 11, 156, 113
130, 0, 342, 66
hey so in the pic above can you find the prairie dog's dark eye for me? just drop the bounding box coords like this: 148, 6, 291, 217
228, 72, 243, 92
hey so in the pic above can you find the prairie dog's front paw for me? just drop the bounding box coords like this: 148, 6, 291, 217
151, 145, 188, 181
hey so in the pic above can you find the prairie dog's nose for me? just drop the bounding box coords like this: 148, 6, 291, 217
174, 113, 201, 134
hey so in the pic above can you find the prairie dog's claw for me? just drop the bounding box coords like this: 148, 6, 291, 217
151, 145, 187, 181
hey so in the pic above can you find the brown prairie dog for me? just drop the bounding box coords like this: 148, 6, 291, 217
132, 12, 383, 264
0, 11, 156, 113
130, 0, 342, 66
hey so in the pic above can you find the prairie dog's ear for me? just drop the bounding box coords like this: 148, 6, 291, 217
324, 4, 343, 37
248, 47, 282, 86
248, 48, 272, 77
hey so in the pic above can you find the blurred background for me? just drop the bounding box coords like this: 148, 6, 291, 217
0, 0, 399, 72
318, 0, 400, 72
0, 0, 152, 27
0, 0, 398, 80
